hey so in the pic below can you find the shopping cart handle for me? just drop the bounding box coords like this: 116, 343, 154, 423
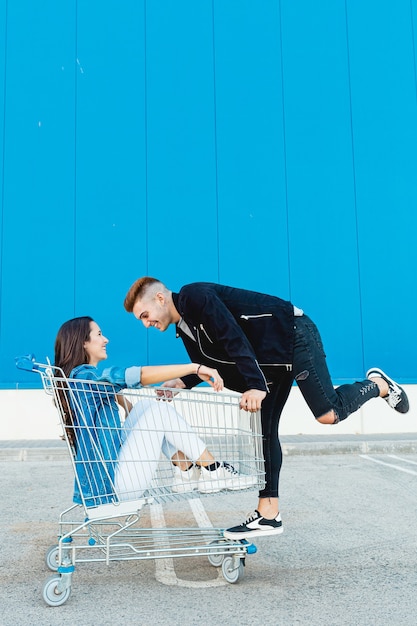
15, 354, 37, 371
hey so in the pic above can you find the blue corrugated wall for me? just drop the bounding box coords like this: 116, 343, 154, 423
1, 0, 416, 388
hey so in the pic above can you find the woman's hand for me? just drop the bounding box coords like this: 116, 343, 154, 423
155, 378, 186, 400
160, 378, 186, 390
196, 364, 224, 392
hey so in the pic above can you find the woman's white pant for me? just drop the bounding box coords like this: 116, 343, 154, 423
115, 398, 206, 500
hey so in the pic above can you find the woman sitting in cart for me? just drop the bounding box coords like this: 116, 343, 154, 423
54, 316, 255, 508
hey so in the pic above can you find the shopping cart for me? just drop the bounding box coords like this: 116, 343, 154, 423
16, 355, 265, 606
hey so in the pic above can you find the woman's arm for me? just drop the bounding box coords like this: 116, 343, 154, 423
140, 363, 224, 391
99, 363, 224, 392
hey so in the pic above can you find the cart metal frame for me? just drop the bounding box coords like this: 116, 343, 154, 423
16, 355, 265, 605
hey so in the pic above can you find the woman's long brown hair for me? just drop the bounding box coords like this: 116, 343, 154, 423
54, 316, 94, 447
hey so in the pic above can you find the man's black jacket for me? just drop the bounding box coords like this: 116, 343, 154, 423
172, 282, 295, 393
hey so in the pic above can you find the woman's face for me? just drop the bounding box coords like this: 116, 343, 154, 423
84, 321, 109, 366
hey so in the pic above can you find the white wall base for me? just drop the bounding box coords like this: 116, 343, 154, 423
1, 385, 416, 441
1, 389, 63, 439
279, 384, 417, 436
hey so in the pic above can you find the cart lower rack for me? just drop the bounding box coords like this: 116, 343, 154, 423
16, 356, 265, 606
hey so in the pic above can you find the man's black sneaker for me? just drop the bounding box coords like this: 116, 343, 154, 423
223, 510, 283, 540
366, 367, 410, 414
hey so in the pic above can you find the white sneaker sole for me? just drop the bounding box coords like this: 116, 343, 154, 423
223, 526, 284, 540
198, 481, 257, 494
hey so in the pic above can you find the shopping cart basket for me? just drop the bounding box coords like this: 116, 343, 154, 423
16, 355, 265, 606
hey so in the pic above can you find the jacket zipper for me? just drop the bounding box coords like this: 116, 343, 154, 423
199, 324, 213, 343
240, 314, 273, 320
196, 328, 234, 364
196, 328, 292, 372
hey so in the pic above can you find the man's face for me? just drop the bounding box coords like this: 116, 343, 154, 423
132, 293, 172, 332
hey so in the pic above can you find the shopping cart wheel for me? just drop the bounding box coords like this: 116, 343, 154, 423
221, 556, 244, 584
42, 575, 71, 607
207, 541, 226, 567
45, 546, 60, 571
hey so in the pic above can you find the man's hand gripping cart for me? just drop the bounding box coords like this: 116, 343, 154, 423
16, 355, 265, 607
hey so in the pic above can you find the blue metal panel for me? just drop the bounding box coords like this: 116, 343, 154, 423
0, 0, 6, 329
346, 0, 417, 381
0, 0, 76, 387
213, 0, 290, 296
74, 1, 148, 369
144, 0, 219, 365
1, 1, 416, 387
281, 0, 364, 381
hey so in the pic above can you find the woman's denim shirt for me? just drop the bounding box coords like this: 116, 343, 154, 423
69, 364, 142, 508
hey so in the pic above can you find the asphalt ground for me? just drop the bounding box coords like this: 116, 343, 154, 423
1, 435, 417, 626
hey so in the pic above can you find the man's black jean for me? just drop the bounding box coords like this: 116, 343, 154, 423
259, 314, 379, 499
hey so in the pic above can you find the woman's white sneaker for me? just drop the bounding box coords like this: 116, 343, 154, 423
198, 462, 257, 493
171, 465, 200, 493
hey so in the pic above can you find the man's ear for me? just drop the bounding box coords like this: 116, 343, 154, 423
155, 292, 165, 305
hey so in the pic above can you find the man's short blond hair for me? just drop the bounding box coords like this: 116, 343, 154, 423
124, 277, 166, 312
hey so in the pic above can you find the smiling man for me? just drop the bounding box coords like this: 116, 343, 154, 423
124, 276, 409, 540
